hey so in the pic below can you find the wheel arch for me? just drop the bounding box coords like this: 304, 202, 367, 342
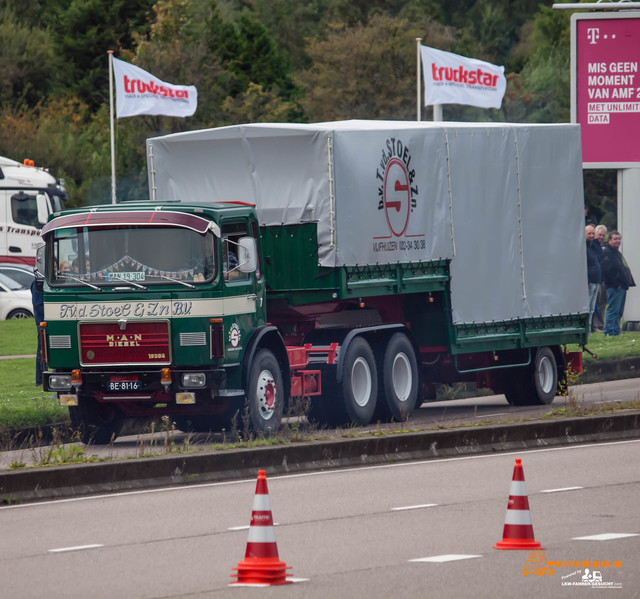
242, 326, 290, 399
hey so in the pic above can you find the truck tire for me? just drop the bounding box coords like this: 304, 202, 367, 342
377, 333, 419, 421
69, 395, 123, 444
246, 349, 284, 434
503, 347, 558, 406
338, 337, 378, 426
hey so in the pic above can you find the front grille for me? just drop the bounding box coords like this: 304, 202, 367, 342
79, 321, 170, 366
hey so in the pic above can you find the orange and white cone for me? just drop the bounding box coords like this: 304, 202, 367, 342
494, 458, 543, 550
231, 470, 292, 585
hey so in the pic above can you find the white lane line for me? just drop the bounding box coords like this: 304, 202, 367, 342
540, 487, 584, 493
49, 544, 104, 553
391, 504, 438, 511
3, 438, 639, 510
410, 554, 482, 563
572, 533, 639, 541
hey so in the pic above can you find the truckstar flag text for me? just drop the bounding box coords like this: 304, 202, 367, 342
112, 57, 197, 118
420, 45, 506, 109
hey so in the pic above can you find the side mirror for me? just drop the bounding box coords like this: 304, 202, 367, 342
35, 245, 46, 286
237, 237, 258, 273
36, 194, 50, 227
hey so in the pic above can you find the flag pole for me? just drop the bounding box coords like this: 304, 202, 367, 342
416, 38, 422, 122
108, 50, 117, 204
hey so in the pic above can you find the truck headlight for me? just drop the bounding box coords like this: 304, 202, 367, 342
49, 375, 72, 390
182, 373, 206, 388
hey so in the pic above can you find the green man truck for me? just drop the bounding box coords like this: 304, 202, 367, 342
37, 121, 588, 443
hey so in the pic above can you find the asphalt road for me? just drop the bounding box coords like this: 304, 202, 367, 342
1, 440, 638, 598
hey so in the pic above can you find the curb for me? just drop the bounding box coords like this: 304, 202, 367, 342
1, 411, 639, 504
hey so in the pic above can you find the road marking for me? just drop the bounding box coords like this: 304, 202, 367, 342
49, 544, 104, 553
410, 554, 482, 563
391, 504, 438, 511
572, 533, 639, 541
540, 487, 584, 493
3, 438, 639, 510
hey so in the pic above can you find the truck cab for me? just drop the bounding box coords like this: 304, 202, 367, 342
38, 203, 271, 442
0, 156, 67, 265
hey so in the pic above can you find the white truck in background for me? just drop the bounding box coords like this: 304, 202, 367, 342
0, 155, 67, 265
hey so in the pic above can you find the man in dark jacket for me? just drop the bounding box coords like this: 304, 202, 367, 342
600, 231, 635, 336
30, 278, 44, 384
585, 225, 601, 334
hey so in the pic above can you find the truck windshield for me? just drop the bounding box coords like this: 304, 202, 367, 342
49, 226, 216, 287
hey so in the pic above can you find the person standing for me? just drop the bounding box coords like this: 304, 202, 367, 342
30, 277, 44, 385
585, 225, 601, 334
600, 231, 635, 336
592, 224, 608, 331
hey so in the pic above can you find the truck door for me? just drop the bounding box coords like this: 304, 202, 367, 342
220, 220, 265, 358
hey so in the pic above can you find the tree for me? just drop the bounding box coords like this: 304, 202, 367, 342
51, 0, 155, 111
298, 14, 454, 122
0, 8, 61, 108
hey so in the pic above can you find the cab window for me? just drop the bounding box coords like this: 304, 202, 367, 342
222, 222, 249, 282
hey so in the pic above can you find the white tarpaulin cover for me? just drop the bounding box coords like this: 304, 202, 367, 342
146, 120, 588, 324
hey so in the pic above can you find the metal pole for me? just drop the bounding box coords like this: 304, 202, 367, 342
416, 38, 422, 121
108, 50, 117, 204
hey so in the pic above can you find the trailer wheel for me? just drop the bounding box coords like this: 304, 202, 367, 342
531, 347, 558, 404
377, 333, 419, 421
246, 349, 283, 434
339, 337, 378, 426
69, 395, 123, 444
503, 347, 558, 406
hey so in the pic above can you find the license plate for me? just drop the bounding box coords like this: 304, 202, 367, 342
107, 380, 142, 392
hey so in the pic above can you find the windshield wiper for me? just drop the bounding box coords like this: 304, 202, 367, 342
159, 274, 195, 289
60, 274, 102, 291
107, 275, 147, 290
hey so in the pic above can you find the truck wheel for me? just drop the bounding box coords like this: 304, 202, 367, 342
530, 347, 558, 404
503, 347, 558, 406
246, 349, 283, 434
339, 337, 377, 426
377, 333, 419, 421
69, 395, 123, 444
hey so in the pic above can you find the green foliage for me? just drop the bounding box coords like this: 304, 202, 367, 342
50, 0, 156, 111
0, 9, 61, 108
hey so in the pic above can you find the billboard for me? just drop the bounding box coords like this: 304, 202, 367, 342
571, 13, 640, 167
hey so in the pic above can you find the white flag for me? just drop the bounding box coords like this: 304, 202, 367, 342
420, 45, 506, 110
112, 56, 197, 118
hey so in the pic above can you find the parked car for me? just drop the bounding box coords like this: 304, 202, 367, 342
0, 272, 33, 318
0, 263, 35, 289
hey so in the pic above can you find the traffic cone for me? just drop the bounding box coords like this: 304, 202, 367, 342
494, 458, 544, 550
231, 470, 292, 585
